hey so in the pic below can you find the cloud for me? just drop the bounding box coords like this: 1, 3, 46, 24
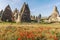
0, 0, 23, 10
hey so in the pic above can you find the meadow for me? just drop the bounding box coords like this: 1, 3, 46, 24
0, 22, 60, 40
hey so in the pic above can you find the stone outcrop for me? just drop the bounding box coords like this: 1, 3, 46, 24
48, 6, 60, 22
1, 2, 31, 22
31, 16, 35, 20
14, 8, 19, 21
37, 14, 41, 23
1, 5, 13, 22
16, 14, 20, 23
20, 2, 31, 22
0, 10, 3, 22
13, 8, 20, 23
0, 2, 45, 23
0, 10, 3, 18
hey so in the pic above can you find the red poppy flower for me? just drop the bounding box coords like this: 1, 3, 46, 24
19, 32, 24, 37
18, 38, 21, 40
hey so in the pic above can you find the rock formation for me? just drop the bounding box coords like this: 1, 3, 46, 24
16, 13, 20, 23
48, 6, 60, 22
0, 10, 3, 18
14, 8, 19, 21
20, 2, 31, 22
31, 15, 35, 20
0, 10, 3, 22
1, 5, 13, 22
37, 14, 41, 23
13, 8, 20, 23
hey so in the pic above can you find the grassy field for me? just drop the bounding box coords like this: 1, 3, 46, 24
0, 22, 60, 40
0, 22, 60, 28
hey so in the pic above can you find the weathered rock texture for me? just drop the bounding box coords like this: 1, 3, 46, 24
31, 16, 35, 20
20, 2, 31, 22
13, 8, 20, 23
48, 6, 59, 22
37, 14, 41, 23
14, 8, 19, 21
0, 10, 3, 18
1, 5, 13, 22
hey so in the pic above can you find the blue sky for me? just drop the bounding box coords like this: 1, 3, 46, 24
0, 0, 60, 17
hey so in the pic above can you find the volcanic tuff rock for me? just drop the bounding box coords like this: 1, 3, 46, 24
0, 2, 41, 22
0, 10, 3, 18
1, 5, 13, 22
48, 6, 60, 22
20, 2, 31, 22
14, 8, 19, 21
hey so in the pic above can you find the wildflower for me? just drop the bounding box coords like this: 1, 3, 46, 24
19, 32, 24, 37
53, 35, 58, 40
18, 38, 21, 40
27, 32, 34, 38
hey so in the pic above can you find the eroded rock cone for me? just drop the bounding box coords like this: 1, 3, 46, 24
48, 6, 59, 22
20, 2, 31, 22
14, 8, 19, 22
0, 10, 3, 22
1, 5, 13, 22
0, 10, 3, 18
52, 6, 59, 17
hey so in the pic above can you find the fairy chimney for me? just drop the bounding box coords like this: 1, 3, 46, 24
16, 13, 20, 23
1, 5, 13, 22
20, 2, 31, 22
31, 15, 35, 20
48, 6, 59, 22
14, 8, 19, 21
0, 10, 3, 18
0, 10, 3, 22
14, 8, 20, 23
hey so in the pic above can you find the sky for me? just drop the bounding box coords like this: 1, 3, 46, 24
0, 0, 60, 17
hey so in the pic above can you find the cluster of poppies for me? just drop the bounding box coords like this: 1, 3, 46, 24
17, 27, 60, 40
0, 26, 60, 40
